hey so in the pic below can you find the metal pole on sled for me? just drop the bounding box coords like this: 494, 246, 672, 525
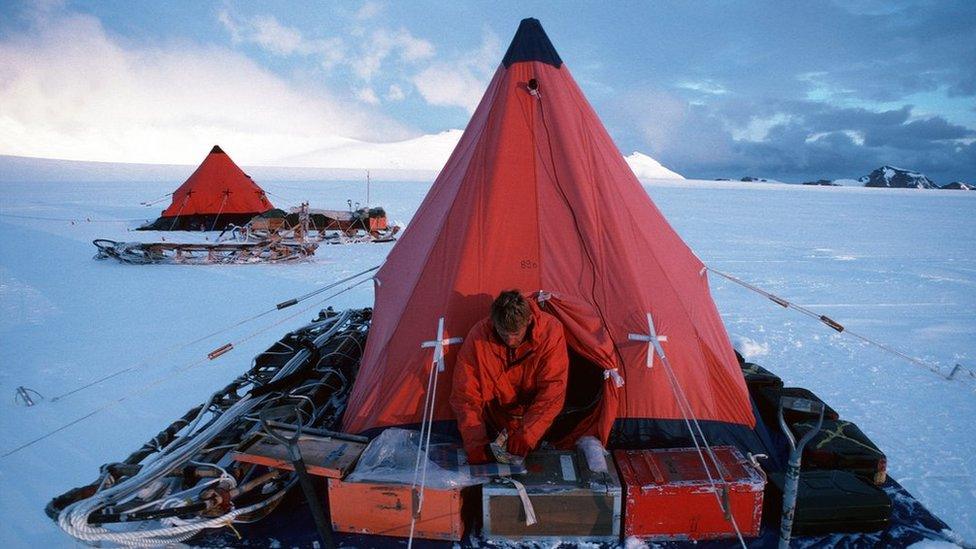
777, 396, 825, 549
259, 405, 336, 549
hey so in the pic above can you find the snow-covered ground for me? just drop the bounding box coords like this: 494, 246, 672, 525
0, 177, 973, 547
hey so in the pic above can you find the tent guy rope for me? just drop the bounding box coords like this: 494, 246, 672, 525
1, 273, 376, 459
407, 317, 462, 549
642, 309, 749, 549
47, 264, 380, 403
707, 266, 975, 389
0, 212, 148, 223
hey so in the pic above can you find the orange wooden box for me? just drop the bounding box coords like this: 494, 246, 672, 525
327, 478, 468, 541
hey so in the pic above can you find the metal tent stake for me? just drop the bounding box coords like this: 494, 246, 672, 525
777, 396, 825, 549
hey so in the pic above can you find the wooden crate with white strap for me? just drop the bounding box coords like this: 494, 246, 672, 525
481, 449, 621, 541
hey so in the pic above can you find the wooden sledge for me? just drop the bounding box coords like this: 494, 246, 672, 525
93, 238, 317, 264
235, 203, 400, 245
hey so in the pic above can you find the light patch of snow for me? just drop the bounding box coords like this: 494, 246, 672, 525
731, 335, 771, 359
624, 151, 684, 180
0, 154, 439, 183
0, 268, 61, 330
624, 535, 651, 548
908, 539, 966, 548
272, 129, 464, 171
1, 150, 688, 185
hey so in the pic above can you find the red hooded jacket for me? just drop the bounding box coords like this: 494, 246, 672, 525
449, 301, 569, 458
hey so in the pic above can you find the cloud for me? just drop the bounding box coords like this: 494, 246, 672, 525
730, 113, 795, 142
350, 27, 434, 81
864, 116, 975, 149
412, 29, 502, 113
356, 87, 380, 105
676, 81, 729, 95
218, 9, 433, 86
386, 84, 405, 101
614, 88, 975, 182
613, 89, 736, 168
218, 10, 345, 69
0, 9, 413, 164
354, 1, 383, 20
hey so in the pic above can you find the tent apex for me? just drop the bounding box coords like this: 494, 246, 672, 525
502, 18, 562, 69
210, 145, 225, 154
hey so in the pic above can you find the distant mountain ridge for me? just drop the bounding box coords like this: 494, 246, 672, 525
941, 181, 973, 190
789, 165, 973, 190
860, 165, 938, 189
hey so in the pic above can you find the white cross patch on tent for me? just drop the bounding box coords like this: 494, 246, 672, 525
421, 317, 463, 372
628, 312, 668, 368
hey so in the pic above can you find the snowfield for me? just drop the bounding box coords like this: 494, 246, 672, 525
0, 177, 973, 547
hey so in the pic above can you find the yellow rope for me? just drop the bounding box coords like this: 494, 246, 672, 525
807, 421, 881, 454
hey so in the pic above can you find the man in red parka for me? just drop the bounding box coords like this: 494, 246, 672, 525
450, 290, 569, 464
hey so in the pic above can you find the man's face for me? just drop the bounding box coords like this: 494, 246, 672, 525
496, 324, 528, 349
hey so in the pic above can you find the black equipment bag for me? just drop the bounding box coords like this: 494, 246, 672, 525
756, 386, 839, 428
740, 362, 784, 392
765, 470, 892, 535
792, 419, 887, 485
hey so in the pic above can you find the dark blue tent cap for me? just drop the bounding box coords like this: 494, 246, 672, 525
502, 18, 562, 68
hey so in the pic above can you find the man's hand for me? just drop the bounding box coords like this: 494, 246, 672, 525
507, 430, 532, 457
467, 444, 492, 465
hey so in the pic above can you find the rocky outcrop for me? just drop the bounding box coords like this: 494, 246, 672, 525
861, 166, 938, 189
940, 182, 974, 190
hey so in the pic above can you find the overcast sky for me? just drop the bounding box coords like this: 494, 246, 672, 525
1, 0, 973, 182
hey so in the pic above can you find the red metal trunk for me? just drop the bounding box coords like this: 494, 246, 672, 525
614, 446, 765, 540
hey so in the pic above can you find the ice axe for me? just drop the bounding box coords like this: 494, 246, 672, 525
777, 395, 825, 549
259, 405, 335, 549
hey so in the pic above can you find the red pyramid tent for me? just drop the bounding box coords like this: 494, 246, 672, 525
343, 19, 756, 449
143, 145, 273, 230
